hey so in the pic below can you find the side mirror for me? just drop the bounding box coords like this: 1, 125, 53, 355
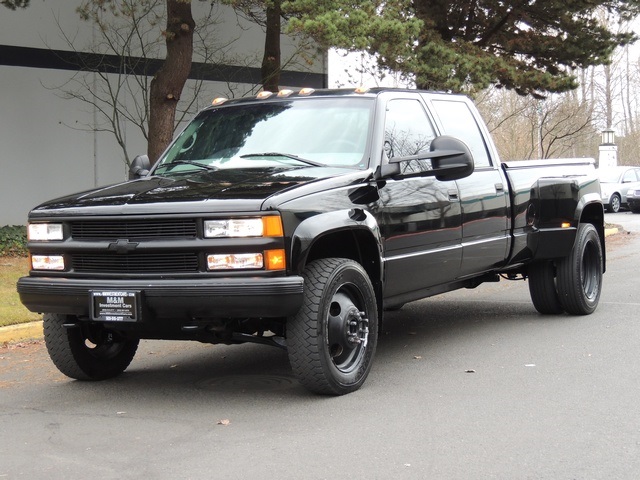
430, 136, 474, 181
129, 154, 151, 180
377, 135, 475, 181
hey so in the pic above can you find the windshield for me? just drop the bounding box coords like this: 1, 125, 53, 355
597, 169, 623, 183
154, 97, 374, 176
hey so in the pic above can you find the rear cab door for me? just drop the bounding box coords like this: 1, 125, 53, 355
424, 94, 510, 277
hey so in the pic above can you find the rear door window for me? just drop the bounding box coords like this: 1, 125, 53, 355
431, 100, 491, 168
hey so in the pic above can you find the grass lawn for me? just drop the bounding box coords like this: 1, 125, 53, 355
0, 256, 41, 327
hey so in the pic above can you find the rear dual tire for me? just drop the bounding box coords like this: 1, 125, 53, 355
528, 223, 603, 316
556, 223, 603, 315
43, 313, 139, 380
528, 261, 563, 314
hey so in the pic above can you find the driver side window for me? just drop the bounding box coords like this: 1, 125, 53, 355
384, 99, 437, 174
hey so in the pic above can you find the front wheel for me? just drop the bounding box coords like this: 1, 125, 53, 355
608, 193, 621, 213
43, 313, 139, 380
556, 223, 603, 315
287, 258, 378, 395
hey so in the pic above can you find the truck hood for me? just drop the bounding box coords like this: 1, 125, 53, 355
30, 166, 368, 216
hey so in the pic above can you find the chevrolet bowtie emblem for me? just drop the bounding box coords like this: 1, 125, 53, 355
108, 239, 139, 254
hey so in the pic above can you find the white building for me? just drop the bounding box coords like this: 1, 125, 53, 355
0, 1, 327, 225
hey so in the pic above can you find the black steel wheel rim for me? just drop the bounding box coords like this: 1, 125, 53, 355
326, 284, 370, 374
581, 240, 600, 300
81, 326, 127, 360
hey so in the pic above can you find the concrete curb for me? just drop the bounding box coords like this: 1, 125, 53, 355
0, 320, 43, 344
0, 225, 625, 345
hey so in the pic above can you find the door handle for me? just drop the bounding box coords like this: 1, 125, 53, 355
448, 189, 459, 200
495, 183, 504, 192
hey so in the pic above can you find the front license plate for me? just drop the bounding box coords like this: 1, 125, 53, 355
91, 290, 139, 322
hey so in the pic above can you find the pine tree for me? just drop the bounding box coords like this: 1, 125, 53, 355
285, 0, 640, 97
1, 0, 29, 10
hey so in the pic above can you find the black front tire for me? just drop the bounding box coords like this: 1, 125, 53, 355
556, 223, 603, 315
43, 313, 139, 380
528, 261, 564, 314
287, 258, 378, 395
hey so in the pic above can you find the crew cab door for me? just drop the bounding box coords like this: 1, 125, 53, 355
428, 96, 509, 277
373, 95, 462, 300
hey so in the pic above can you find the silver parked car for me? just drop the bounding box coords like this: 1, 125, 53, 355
597, 166, 640, 212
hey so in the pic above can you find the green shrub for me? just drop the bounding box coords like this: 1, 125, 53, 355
0, 225, 28, 257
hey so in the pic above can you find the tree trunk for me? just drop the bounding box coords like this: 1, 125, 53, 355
261, 1, 281, 92
148, 0, 195, 163
624, 46, 635, 135
604, 63, 613, 130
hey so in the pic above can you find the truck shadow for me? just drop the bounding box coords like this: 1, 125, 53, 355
50, 295, 570, 400
380, 296, 544, 346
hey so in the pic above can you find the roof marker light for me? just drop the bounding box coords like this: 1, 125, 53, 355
355, 86, 370, 94
299, 88, 315, 96
277, 89, 294, 97
257, 91, 274, 99
212, 97, 228, 106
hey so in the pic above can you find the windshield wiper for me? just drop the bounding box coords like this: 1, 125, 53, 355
240, 152, 327, 168
155, 160, 219, 172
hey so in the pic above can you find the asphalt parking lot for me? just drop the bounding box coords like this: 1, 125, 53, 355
1, 212, 639, 479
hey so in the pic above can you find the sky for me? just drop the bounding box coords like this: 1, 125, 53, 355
328, 49, 413, 89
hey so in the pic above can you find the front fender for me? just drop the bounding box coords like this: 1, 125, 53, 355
289, 209, 383, 276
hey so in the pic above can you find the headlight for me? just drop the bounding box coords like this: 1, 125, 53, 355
31, 255, 65, 271
205, 219, 262, 238
204, 216, 286, 271
206, 249, 286, 271
28, 223, 63, 241
204, 216, 283, 238
207, 253, 264, 270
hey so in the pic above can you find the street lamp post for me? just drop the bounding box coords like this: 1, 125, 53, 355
598, 129, 617, 168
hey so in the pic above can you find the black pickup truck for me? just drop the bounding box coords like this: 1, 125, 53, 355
18, 88, 605, 395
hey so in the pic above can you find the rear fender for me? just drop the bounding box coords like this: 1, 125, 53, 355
578, 198, 606, 273
528, 177, 604, 262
